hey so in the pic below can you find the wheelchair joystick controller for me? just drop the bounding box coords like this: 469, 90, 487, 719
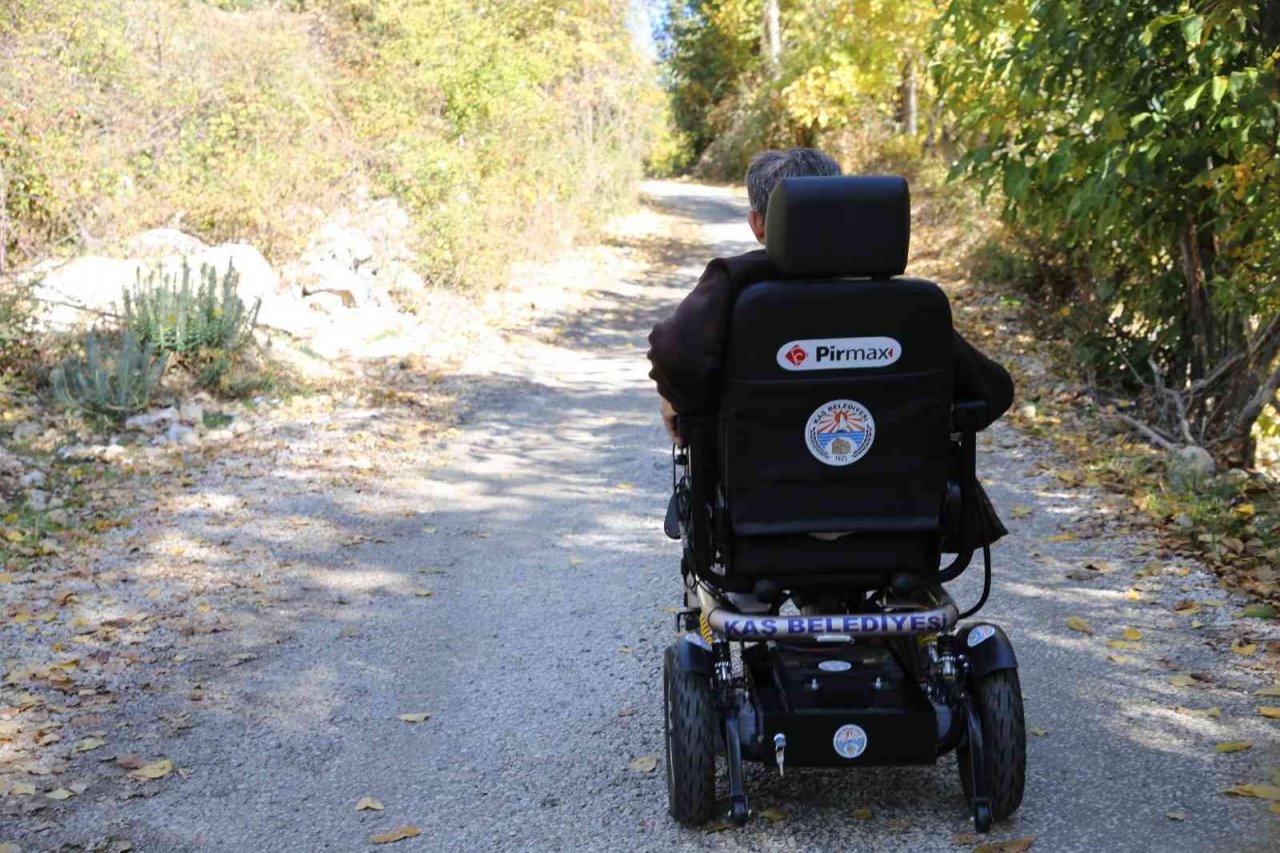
773, 733, 786, 777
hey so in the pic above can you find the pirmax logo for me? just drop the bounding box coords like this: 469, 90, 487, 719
775, 336, 902, 371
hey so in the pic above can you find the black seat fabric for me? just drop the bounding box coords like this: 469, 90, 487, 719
714, 176, 954, 581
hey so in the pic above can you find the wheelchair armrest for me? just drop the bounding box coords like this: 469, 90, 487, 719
952, 399, 989, 433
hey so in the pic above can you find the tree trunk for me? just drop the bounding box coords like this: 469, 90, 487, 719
762, 0, 781, 75
903, 61, 918, 135
1179, 212, 1211, 377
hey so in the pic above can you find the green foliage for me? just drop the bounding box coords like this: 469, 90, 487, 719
659, 0, 938, 177
340, 0, 661, 289
50, 333, 167, 420
936, 0, 1280, 465
0, 278, 40, 385
1, 0, 663, 293
123, 262, 259, 358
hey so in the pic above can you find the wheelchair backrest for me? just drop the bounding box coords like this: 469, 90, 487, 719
720, 176, 954, 542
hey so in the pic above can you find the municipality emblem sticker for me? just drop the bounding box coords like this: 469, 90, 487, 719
805, 399, 875, 466
967, 625, 997, 647
832, 724, 868, 759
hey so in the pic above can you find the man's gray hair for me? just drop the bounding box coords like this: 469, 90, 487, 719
746, 148, 842, 218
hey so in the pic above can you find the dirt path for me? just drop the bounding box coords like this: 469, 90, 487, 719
5, 182, 1279, 852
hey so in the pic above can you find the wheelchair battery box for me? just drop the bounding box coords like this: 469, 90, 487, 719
742, 641, 937, 767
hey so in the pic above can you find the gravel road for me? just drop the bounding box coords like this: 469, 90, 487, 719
25, 182, 1278, 852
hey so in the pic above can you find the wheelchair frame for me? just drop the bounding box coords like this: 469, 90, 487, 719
662, 401, 1025, 832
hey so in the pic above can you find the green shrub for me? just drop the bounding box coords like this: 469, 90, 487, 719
0, 278, 39, 384
50, 332, 167, 420
123, 262, 259, 357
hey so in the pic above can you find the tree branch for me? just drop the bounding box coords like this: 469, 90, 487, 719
1110, 410, 1180, 451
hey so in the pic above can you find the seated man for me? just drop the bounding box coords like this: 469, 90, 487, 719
647, 147, 1014, 445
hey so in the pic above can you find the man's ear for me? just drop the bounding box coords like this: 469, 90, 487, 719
748, 210, 766, 244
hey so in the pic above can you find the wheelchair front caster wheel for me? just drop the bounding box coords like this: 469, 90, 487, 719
972, 798, 992, 833
663, 644, 716, 826
959, 668, 1027, 823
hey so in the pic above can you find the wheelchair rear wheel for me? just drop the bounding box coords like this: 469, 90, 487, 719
959, 668, 1026, 822
663, 644, 716, 826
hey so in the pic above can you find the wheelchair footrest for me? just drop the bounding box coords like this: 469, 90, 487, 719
742, 643, 937, 767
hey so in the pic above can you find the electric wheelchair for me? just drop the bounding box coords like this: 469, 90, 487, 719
661, 176, 1025, 832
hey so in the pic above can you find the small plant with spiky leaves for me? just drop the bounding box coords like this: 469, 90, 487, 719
50, 332, 167, 421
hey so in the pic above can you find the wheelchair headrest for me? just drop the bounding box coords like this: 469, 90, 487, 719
764, 176, 910, 278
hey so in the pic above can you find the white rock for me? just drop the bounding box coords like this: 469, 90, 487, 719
1168, 445, 1216, 488
19, 469, 45, 488
230, 419, 252, 436
26, 256, 144, 330
126, 228, 208, 257
178, 401, 204, 426
57, 444, 126, 463
25, 489, 48, 511
46, 509, 70, 527
12, 422, 40, 441
125, 407, 178, 434
165, 423, 200, 446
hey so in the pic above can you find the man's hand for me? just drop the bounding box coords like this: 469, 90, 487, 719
660, 397, 684, 446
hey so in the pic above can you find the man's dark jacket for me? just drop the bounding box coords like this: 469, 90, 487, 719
647, 249, 1014, 429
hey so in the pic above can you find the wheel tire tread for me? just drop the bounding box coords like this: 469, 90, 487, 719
664, 645, 716, 826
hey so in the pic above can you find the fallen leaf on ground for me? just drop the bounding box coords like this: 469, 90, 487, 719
1216, 741, 1253, 753
1124, 589, 1144, 601
852, 807, 872, 820
5, 782, 35, 796
356, 796, 384, 811
617, 707, 637, 717
1168, 674, 1197, 687
1106, 640, 1141, 651
1175, 706, 1221, 718
1065, 616, 1094, 635
1258, 707, 1280, 719
1224, 784, 1280, 800
1045, 533, 1077, 543
397, 713, 430, 723
1254, 685, 1280, 697
370, 826, 422, 844
1122, 627, 1143, 642
1241, 604, 1277, 619
1030, 727, 1048, 737
72, 737, 105, 754
758, 806, 787, 821
1173, 599, 1200, 614
115, 754, 144, 770
628, 755, 658, 773
46, 788, 74, 800
1106, 654, 1129, 664
130, 759, 173, 780
1270, 803, 1280, 815
412, 589, 433, 598
1231, 640, 1258, 656
1165, 810, 1186, 821
702, 821, 731, 833
974, 838, 1035, 853
1010, 506, 1032, 519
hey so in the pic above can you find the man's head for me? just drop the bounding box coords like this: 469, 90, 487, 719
745, 148, 842, 244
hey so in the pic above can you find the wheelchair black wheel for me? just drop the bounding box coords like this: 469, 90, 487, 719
958, 668, 1026, 822
663, 644, 716, 826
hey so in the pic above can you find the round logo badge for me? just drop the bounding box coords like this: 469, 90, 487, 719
818, 660, 852, 673
967, 625, 997, 647
805, 399, 876, 466
832, 724, 868, 759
